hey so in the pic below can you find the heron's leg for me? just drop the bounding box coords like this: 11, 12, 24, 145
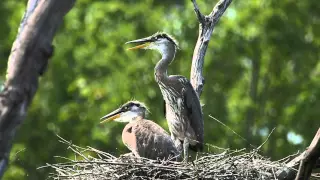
172, 134, 181, 150
172, 134, 183, 159
183, 137, 189, 162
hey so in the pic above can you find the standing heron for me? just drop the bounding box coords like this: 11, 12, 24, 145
125, 32, 204, 161
100, 100, 179, 160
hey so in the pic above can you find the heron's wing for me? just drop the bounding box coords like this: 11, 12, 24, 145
182, 79, 204, 151
163, 100, 166, 117
133, 120, 179, 160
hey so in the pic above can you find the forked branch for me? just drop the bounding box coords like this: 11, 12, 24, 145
190, 0, 232, 97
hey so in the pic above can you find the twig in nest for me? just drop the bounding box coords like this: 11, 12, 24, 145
43, 135, 303, 180
209, 115, 256, 148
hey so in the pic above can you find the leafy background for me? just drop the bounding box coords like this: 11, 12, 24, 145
0, 0, 319, 179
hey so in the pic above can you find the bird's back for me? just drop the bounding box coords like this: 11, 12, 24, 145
162, 75, 204, 152
122, 119, 179, 160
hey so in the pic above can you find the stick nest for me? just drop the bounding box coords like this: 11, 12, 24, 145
41, 137, 292, 180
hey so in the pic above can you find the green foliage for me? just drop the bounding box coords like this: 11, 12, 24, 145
0, 0, 319, 179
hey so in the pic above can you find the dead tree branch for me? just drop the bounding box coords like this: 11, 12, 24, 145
276, 128, 320, 180
295, 128, 320, 180
190, 0, 232, 97
0, 0, 75, 178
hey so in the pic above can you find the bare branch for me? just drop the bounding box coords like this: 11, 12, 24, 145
0, 0, 75, 178
209, 0, 233, 19
190, 0, 232, 97
295, 128, 320, 180
191, 0, 205, 24
276, 128, 320, 180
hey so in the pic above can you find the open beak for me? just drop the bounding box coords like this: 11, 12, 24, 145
125, 37, 152, 50
100, 108, 123, 124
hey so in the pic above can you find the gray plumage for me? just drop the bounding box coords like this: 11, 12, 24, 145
126, 32, 204, 161
100, 100, 179, 160
122, 118, 179, 160
159, 75, 204, 152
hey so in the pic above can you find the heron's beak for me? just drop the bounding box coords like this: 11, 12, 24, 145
100, 108, 123, 124
125, 37, 153, 50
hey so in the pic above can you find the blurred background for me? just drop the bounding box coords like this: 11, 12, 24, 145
0, 0, 319, 179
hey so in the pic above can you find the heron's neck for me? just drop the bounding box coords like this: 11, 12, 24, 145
131, 115, 144, 122
154, 44, 176, 80
136, 116, 144, 121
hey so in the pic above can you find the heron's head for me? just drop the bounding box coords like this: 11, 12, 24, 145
100, 100, 149, 124
125, 32, 179, 56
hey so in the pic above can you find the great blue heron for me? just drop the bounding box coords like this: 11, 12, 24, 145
100, 100, 179, 160
126, 32, 204, 161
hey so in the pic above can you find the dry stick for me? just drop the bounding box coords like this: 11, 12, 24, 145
276, 151, 301, 164
276, 128, 320, 180
257, 127, 276, 150
209, 115, 256, 148
190, 0, 232, 97
0, 0, 75, 178
40, 157, 193, 171
295, 128, 320, 180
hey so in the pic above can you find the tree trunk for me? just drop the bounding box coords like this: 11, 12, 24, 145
0, 0, 75, 178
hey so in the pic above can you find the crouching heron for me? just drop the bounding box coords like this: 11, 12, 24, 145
126, 32, 204, 161
100, 100, 179, 160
